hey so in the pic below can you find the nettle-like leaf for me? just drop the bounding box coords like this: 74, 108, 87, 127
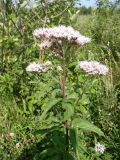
80, 94, 90, 105
72, 118, 104, 136
63, 103, 74, 121
62, 100, 74, 121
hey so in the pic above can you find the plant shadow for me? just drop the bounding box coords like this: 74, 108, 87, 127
17, 128, 74, 160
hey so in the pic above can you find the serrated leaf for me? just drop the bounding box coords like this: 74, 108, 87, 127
72, 118, 104, 136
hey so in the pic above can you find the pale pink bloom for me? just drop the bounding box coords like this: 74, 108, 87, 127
57, 65, 62, 72
26, 62, 42, 72
95, 143, 106, 154
76, 36, 91, 45
33, 25, 91, 46
9, 133, 15, 138
44, 60, 52, 66
15, 143, 20, 149
78, 61, 109, 75
26, 61, 52, 73
5, 132, 15, 139
117, 106, 120, 109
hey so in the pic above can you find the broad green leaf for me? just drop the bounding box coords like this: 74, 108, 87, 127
27, 97, 37, 112
39, 98, 62, 121
72, 118, 104, 136
68, 61, 77, 70
62, 102, 74, 121
80, 94, 90, 105
79, 105, 87, 114
67, 93, 78, 100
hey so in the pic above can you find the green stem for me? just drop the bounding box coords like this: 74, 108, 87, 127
62, 66, 69, 152
75, 128, 80, 160
64, 122, 69, 152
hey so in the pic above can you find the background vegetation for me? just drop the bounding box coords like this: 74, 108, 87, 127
0, 0, 120, 159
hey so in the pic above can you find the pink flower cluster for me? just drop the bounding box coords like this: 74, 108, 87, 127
95, 143, 106, 154
26, 61, 52, 73
33, 25, 91, 49
78, 61, 109, 75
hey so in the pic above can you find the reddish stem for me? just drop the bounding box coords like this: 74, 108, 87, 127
60, 59, 69, 152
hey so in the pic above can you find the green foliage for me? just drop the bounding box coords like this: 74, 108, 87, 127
72, 118, 104, 136
0, 0, 120, 160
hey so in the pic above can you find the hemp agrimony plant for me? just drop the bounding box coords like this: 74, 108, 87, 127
26, 26, 109, 159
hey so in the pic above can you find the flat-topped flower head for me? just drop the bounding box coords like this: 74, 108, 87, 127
26, 62, 42, 72
95, 143, 106, 154
33, 25, 91, 47
78, 61, 109, 75
26, 61, 52, 73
